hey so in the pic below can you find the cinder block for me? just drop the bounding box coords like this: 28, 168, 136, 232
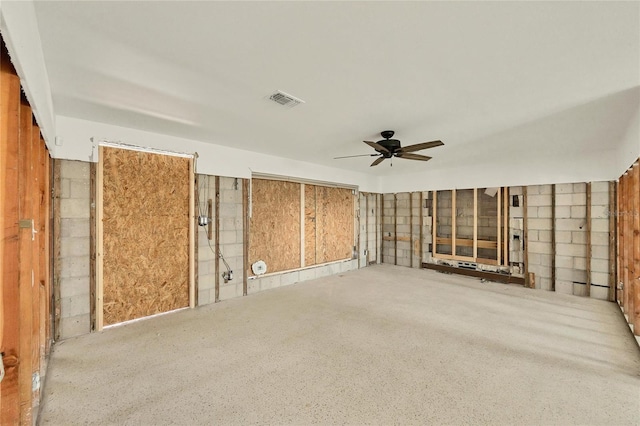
60, 237, 90, 258
556, 231, 571, 243
510, 206, 523, 217
60, 178, 71, 199
299, 268, 317, 282
60, 160, 90, 180
592, 205, 610, 220
556, 218, 583, 231
555, 194, 573, 206
280, 271, 300, 286
570, 205, 586, 219
591, 258, 610, 274
592, 232, 610, 246
555, 206, 571, 219
591, 181, 609, 193
540, 254, 553, 267
538, 277, 552, 291
527, 194, 551, 207
527, 185, 541, 195
255, 274, 277, 291
572, 231, 587, 244
70, 179, 90, 199
198, 289, 211, 305
60, 218, 90, 238
59, 314, 90, 339
590, 286, 609, 300
528, 241, 552, 255
60, 293, 90, 318
556, 255, 573, 269
556, 183, 574, 194
220, 230, 236, 244
573, 182, 587, 193
591, 192, 609, 206
538, 230, 552, 243
529, 264, 550, 279
592, 245, 609, 260
574, 257, 587, 270
60, 198, 90, 219
528, 230, 539, 241
573, 283, 587, 297
592, 218, 609, 233
528, 218, 552, 231
556, 243, 585, 257
572, 192, 587, 206
538, 185, 553, 195
510, 186, 523, 196
537, 206, 553, 218
555, 280, 573, 295
219, 204, 237, 218
60, 277, 89, 298
591, 271, 609, 286
198, 273, 215, 290
60, 256, 89, 278
527, 206, 538, 218
219, 283, 241, 300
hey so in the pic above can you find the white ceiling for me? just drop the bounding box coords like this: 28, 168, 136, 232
32, 1, 639, 176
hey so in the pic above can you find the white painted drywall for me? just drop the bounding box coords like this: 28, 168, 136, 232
0, 0, 55, 144
54, 116, 381, 193
617, 102, 640, 174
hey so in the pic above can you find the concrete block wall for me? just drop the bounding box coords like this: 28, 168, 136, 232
524, 182, 611, 300
382, 194, 395, 262
57, 160, 91, 338
196, 175, 245, 305
508, 186, 524, 274
555, 183, 587, 295
248, 259, 358, 293
381, 191, 432, 268
526, 184, 554, 291
357, 192, 382, 268
588, 181, 611, 300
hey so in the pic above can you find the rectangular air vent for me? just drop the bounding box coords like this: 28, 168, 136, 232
268, 90, 305, 108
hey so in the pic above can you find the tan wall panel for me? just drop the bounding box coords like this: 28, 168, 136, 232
316, 186, 353, 263
249, 179, 301, 274
102, 147, 190, 325
304, 185, 317, 266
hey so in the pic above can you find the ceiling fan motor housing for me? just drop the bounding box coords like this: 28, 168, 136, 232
377, 139, 401, 156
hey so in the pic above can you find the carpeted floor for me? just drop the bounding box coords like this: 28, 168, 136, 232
39, 264, 640, 425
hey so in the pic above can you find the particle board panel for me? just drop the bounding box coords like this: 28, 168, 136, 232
315, 186, 353, 264
249, 179, 301, 274
304, 184, 317, 266
101, 147, 190, 326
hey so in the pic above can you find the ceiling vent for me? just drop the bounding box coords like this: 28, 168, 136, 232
268, 90, 305, 108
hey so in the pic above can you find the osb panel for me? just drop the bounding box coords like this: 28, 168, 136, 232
304, 185, 317, 266
102, 147, 190, 325
316, 186, 353, 263
249, 179, 301, 274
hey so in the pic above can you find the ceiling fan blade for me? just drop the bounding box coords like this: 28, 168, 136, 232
396, 153, 432, 161
370, 157, 386, 167
333, 153, 379, 159
397, 140, 444, 154
364, 140, 390, 154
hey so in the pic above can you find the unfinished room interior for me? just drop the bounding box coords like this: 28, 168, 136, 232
1, 1, 639, 425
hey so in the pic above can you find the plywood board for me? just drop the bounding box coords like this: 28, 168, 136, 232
304, 184, 317, 266
101, 147, 190, 325
249, 179, 301, 274
316, 186, 353, 263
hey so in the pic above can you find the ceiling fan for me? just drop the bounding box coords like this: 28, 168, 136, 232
335, 130, 444, 167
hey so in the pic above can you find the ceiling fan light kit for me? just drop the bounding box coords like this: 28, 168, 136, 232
334, 130, 444, 167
